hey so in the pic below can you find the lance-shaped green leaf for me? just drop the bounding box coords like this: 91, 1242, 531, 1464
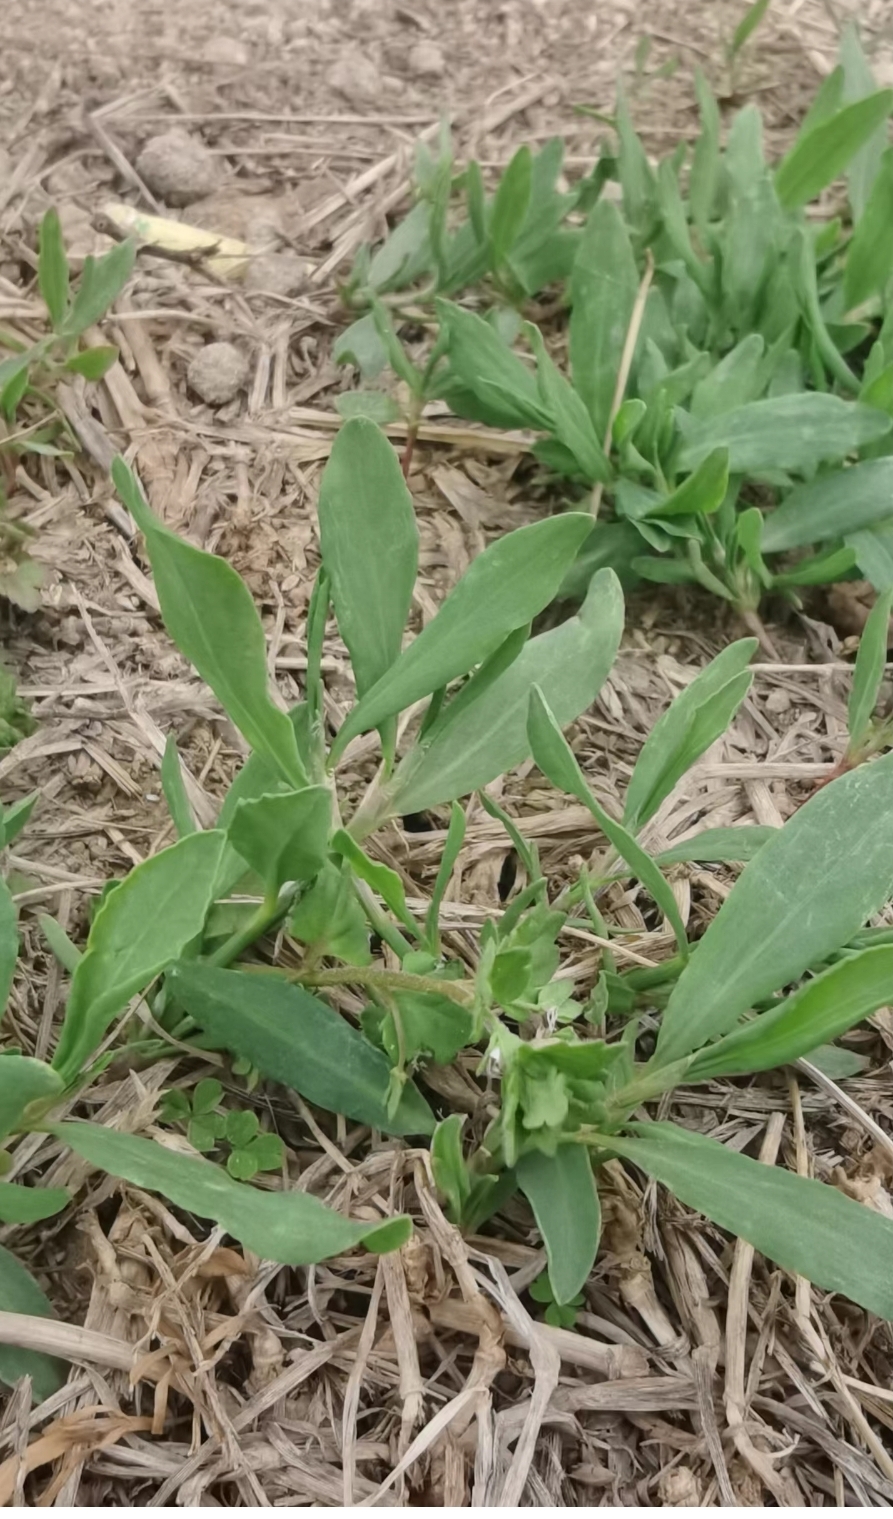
434, 300, 552, 431
490, 146, 532, 267
0, 1056, 63, 1140
676, 395, 891, 476
527, 686, 688, 957
331, 513, 594, 758
687, 945, 893, 1081
161, 735, 197, 838
624, 641, 757, 832
775, 90, 893, 208
52, 1122, 412, 1264
317, 417, 418, 761
0, 1182, 69, 1225
844, 147, 893, 308
570, 200, 640, 435
606, 1122, 893, 1319
654, 826, 776, 866
517, 1144, 601, 1305
655, 751, 893, 1064
112, 458, 305, 788
839, 23, 886, 220
52, 829, 225, 1082
167, 961, 435, 1135
848, 589, 893, 752
0, 879, 17, 1022
228, 787, 332, 893
62, 240, 135, 336
644, 449, 729, 521
329, 830, 419, 937
0, 1246, 66, 1402
37, 209, 70, 329
525, 322, 610, 483
761, 459, 893, 552
385, 569, 623, 819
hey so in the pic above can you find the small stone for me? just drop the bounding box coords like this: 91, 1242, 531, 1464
765, 687, 791, 716
328, 48, 381, 109
408, 40, 445, 78
186, 343, 248, 406
244, 252, 308, 297
136, 129, 219, 207
204, 36, 250, 66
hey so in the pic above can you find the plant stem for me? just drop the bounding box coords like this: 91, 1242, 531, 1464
294, 964, 474, 1008
207, 889, 292, 969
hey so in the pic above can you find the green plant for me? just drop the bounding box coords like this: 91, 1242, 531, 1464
159, 1077, 284, 1179
0, 665, 34, 753
339, 28, 893, 611
2, 421, 891, 1403
0, 210, 135, 610
528, 1269, 584, 1328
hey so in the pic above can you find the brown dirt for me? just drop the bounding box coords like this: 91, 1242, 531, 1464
1, 0, 893, 1505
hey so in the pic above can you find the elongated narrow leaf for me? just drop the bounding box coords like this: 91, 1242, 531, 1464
289, 861, 371, 965
844, 148, 893, 307
332, 513, 594, 758
527, 688, 688, 957
850, 521, 893, 591
761, 459, 893, 552
848, 589, 893, 749
62, 240, 135, 337
329, 830, 418, 936
517, 1145, 601, 1305
167, 961, 435, 1136
526, 323, 610, 483
386, 569, 623, 818
0, 1057, 62, 1140
490, 146, 532, 267
656, 752, 893, 1063
775, 91, 893, 208
655, 825, 776, 866
434, 300, 551, 431
0, 1182, 69, 1225
53, 1122, 411, 1264
318, 418, 418, 729
839, 23, 886, 220
112, 459, 305, 788
228, 786, 331, 893
646, 449, 729, 521
0, 792, 37, 849
570, 200, 640, 434
690, 336, 765, 421
37, 209, 69, 329
0, 878, 17, 1021
690, 69, 721, 236
608, 1122, 893, 1318
677, 394, 891, 475
426, 803, 466, 953
53, 830, 225, 1082
687, 945, 893, 1080
730, 0, 771, 59
624, 641, 757, 832
161, 735, 196, 838
0, 1245, 65, 1401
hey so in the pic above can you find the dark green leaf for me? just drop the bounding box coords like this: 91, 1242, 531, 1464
161, 735, 197, 838
0, 878, 18, 1022
677, 394, 891, 475
228, 786, 331, 893
52, 829, 225, 1082
608, 1121, 893, 1318
64, 345, 118, 380
517, 1145, 601, 1305
687, 945, 893, 1079
330, 829, 418, 936
167, 962, 435, 1137
434, 300, 552, 431
225, 1110, 259, 1148
192, 1077, 223, 1116
425, 802, 466, 954
624, 641, 757, 832
848, 589, 893, 748
690, 336, 765, 420
775, 90, 893, 209
525, 323, 610, 483
388, 569, 623, 817
332, 513, 595, 758
647, 449, 730, 521
37, 209, 70, 329
761, 459, 893, 551
63, 240, 136, 336
655, 751, 893, 1063
431, 1114, 471, 1218
528, 687, 688, 958
53, 1121, 412, 1265
0, 1244, 65, 1402
570, 200, 640, 435
383, 990, 473, 1065
113, 459, 306, 788
289, 861, 371, 965
490, 146, 532, 268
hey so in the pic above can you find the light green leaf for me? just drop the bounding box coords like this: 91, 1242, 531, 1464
690, 336, 765, 420
848, 589, 893, 750
38, 914, 81, 975
52, 829, 225, 1082
525, 322, 610, 483
289, 861, 371, 965
64, 345, 119, 381
615, 85, 656, 230
490, 146, 532, 267
654, 825, 776, 866
850, 521, 893, 590
761, 459, 893, 552
570, 200, 640, 435
228, 786, 331, 893
0, 793, 37, 849
0, 1245, 66, 1402
112, 458, 305, 789
844, 147, 893, 308
334, 314, 388, 378
0, 1182, 69, 1225
383, 990, 473, 1066
799, 66, 845, 135
431, 1114, 471, 1219
677, 394, 891, 475
334, 391, 402, 425
161, 735, 197, 838
720, 106, 781, 319
839, 23, 886, 220
332, 513, 594, 758
37, 209, 69, 329
624, 641, 757, 832
647, 449, 729, 520
527, 687, 688, 958
426, 802, 466, 954
434, 300, 552, 431
729, 0, 771, 59
62, 240, 136, 337
167, 961, 435, 1136
608, 1122, 893, 1318
775, 90, 893, 208
0, 1056, 63, 1140
0, 878, 18, 1021
770, 544, 858, 587
655, 752, 893, 1063
330, 829, 418, 936
386, 569, 623, 818
517, 1145, 601, 1305
687, 945, 893, 1080
318, 416, 417, 760
53, 1121, 412, 1264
